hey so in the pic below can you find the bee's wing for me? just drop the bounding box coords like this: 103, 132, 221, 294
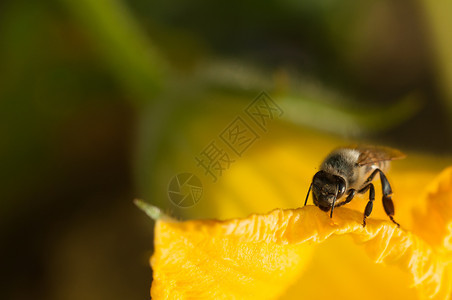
354, 145, 406, 166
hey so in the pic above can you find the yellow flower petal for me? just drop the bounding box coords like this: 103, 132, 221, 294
412, 166, 452, 252
149, 185, 452, 299
151, 210, 313, 299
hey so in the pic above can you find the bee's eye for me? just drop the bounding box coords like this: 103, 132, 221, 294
336, 177, 346, 198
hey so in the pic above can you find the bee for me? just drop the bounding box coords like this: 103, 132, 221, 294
304, 145, 405, 227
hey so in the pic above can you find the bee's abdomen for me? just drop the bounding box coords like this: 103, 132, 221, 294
366, 160, 390, 174
375, 160, 390, 172
353, 161, 391, 190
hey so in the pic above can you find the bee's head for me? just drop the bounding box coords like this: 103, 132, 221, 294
310, 171, 346, 211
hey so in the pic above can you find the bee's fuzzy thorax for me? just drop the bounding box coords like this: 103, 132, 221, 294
320, 148, 360, 189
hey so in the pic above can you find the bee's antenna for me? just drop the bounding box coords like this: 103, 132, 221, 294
304, 182, 312, 206
330, 186, 339, 218
330, 198, 336, 218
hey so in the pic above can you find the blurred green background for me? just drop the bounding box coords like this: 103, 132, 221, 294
1, 0, 452, 299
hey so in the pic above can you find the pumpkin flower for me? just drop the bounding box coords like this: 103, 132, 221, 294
137, 134, 452, 299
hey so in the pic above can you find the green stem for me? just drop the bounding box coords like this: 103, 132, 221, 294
134, 199, 163, 220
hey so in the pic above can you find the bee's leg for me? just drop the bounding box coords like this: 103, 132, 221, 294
378, 170, 400, 227
335, 189, 356, 207
358, 183, 375, 227
364, 169, 379, 185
